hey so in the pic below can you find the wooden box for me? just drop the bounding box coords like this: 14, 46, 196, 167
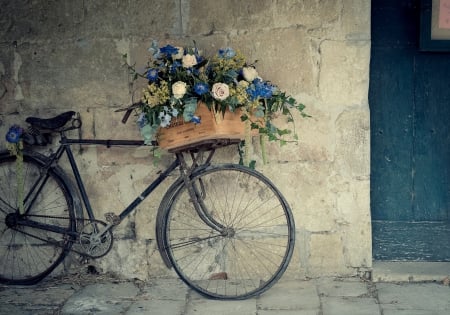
157, 102, 250, 151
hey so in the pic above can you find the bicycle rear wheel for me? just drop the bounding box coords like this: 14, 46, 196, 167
0, 151, 76, 285
163, 164, 295, 300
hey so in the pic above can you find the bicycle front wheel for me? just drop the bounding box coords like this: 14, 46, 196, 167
163, 164, 295, 300
0, 151, 76, 285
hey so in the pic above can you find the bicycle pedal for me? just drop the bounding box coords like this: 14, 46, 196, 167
104, 212, 121, 225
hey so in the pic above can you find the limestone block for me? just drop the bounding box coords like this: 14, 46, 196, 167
341, 0, 371, 40
335, 108, 370, 179
229, 28, 314, 95
319, 40, 370, 107
261, 161, 338, 233
0, 0, 179, 41
132, 168, 176, 240
127, 0, 180, 37
308, 233, 351, 276
97, 239, 173, 280
0, 45, 24, 111
252, 104, 335, 163
91, 107, 142, 140
336, 180, 372, 267
185, 0, 275, 35
273, 0, 341, 29
16, 39, 129, 109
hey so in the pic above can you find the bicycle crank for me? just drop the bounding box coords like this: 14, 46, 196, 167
78, 221, 114, 258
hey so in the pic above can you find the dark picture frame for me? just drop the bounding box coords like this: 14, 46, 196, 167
420, 0, 450, 51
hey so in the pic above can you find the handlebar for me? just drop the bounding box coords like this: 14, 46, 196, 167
115, 102, 141, 124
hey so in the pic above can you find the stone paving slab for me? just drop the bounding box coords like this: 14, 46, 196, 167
376, 282, 450, 313
61, 282, 140, 315
321, 297, 380, 315
185, 297, 256, 315
126, 299, 186, 315
1, 275, 450, 315
258, 280, 320, 311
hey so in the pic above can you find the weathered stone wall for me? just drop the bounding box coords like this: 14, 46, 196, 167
0, 0, 371, 280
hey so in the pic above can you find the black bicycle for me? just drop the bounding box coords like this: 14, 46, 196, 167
0, 110, 295, 300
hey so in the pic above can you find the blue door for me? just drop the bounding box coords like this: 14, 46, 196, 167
370, 0, 450, 260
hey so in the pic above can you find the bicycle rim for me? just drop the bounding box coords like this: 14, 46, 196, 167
0, 152, 75, 285
164, 164, 295, 300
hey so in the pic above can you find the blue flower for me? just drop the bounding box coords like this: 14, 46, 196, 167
146, 68, 159, 82
5, 125, 23, 143
247, 79, 274, 100
191, 116, 201, 124
169, 60, 182, 73
256, 80, 274, 98
218, 47, 236, 59
160, 45, 179, 56
136, 113, 148, 129
194, 82, 209, 95
196, 55, 205, 64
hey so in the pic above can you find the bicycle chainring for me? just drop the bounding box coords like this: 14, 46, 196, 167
78, 221, 113, 258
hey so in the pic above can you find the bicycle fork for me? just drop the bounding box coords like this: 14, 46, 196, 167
177, 151, 228, 236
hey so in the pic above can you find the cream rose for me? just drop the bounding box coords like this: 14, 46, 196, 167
211, 83, 230, 101
172, 81, 187, 99
173, 47, 184, 60
242, 67, 258, 82
182, 54, 197, 68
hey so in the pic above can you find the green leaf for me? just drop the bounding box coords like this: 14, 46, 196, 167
139, 124, 157, 145
182, 98, 198, 121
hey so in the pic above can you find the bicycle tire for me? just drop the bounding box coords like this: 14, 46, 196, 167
162, 164, 295, 300
0, 150, 76, 285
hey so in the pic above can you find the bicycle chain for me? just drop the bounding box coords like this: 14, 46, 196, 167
11, 213, 111, 258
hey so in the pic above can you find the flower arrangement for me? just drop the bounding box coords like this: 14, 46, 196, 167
128, 40, 308, 164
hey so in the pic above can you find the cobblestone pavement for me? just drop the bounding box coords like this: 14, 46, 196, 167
0, 273, 449, 315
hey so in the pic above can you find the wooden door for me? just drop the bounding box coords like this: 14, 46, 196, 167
370, 0, 450, 260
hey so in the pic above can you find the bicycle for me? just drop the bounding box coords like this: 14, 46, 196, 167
0, 110, 295, 300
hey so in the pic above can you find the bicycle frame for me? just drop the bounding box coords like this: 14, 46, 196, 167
13, 127, 231, 266
62, 137, 179, 223
57, 135, 182, 227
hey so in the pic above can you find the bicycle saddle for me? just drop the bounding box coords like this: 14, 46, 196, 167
25, 111, 76, 130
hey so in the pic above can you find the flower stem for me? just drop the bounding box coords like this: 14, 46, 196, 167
244, 119, 251, 166
260, 134, 267, 165
261, 99, 269, 164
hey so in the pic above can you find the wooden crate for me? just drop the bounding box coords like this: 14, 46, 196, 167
157, 102, 250, 151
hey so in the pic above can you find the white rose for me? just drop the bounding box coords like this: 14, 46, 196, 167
242, 67, 258, 82
211, 83, 230, 101
182, 54, 197, 68
173, 47, 184, 60
172, 81, 187, 99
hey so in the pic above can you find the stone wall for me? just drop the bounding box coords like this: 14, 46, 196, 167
0, 0, 371, 280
